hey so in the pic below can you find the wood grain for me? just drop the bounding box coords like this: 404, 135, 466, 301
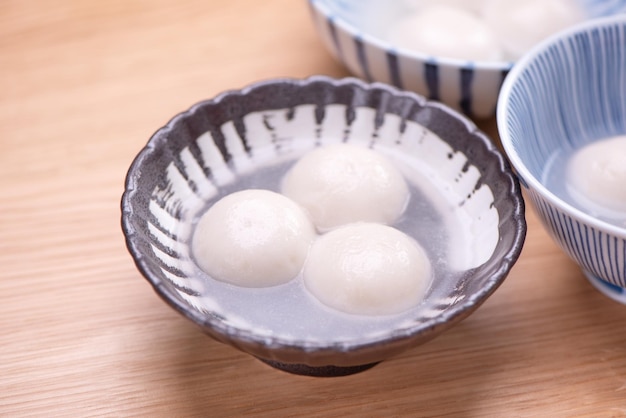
1, 1, 626, 416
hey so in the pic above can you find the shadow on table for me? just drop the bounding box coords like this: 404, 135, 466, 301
146, 259, 626, 416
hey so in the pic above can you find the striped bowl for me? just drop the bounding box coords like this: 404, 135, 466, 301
122, 76, 526, 376
307, 0, 626, 120
498, 16, 626, 304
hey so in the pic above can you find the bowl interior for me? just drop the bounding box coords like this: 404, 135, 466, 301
498, 15, 626, 233
311, 0, 626, 66
123, 77, 525, 366
311, 0, 399, 41
308, 0, 626, 119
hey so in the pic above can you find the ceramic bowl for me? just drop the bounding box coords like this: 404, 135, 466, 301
122, 76, 526, 376
307, 0, 626, 119
498, 16, 626, 304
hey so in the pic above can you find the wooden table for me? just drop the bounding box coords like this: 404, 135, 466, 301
2, 1, 626, 416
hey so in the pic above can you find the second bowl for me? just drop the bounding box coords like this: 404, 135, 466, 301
498, 15, 626, 304
308, 0, 626, 119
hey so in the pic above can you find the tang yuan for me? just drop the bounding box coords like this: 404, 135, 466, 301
387, 4, 503, 61
192, 189, 315, 287
402, 0, 487, 14
303, 223, 432, 316
567, 136, 626, 222
388, 0, 584, 61
281, 143, 409, 231
483, 0, 583, 59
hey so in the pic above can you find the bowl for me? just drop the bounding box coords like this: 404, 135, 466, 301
307, 0, 626, 119
498, 15, 626, 305
122, 75, 526, 376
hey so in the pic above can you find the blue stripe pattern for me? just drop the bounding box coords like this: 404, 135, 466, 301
504, 22, 626, 178
308, 0, 626, 118
386, 50, 403, 89
459, 66, 474, 117
327, 16, 344, 64
499, 16, 626, 298
424, 61, 439, 101
529, 189, 626, 287
354, 35, 372, 82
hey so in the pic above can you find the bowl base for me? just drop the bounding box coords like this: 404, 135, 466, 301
584, 271, 626, 305
258, 358, 380, 377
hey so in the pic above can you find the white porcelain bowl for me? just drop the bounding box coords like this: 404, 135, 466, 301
122, 76, 526, 376
307, 0, 626, 119
498, 16, 626, 304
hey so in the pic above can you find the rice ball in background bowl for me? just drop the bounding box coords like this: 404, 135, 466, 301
307, 0, 626, 119
497, 15, 626, 304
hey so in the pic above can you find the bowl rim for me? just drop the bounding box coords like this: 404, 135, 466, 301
122, 75, 527, 359
308, 0, 517, 71
497, 14, 626, 238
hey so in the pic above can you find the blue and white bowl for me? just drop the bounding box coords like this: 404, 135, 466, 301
122, 76, 526, 376
307, 0, 626, 119
498, 15, 626, 304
